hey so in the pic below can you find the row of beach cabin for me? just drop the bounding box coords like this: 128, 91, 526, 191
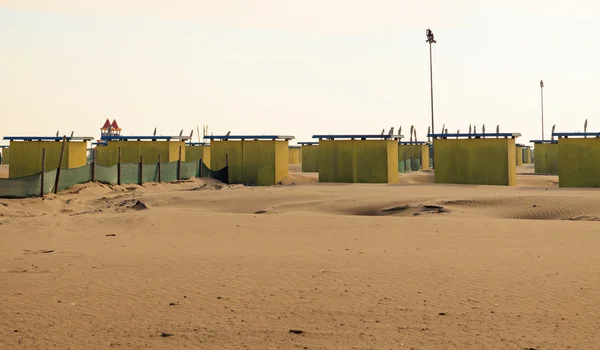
0, 131, 596, 188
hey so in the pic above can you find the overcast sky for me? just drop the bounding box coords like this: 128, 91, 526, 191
1, 1, 599, 144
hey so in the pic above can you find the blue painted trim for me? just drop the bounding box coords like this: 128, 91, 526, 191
100, 135, 190, 141
204, 135, 294, 140
552, 132, 600, 138
398, 141, 431, 145
312, 134, 403, 140
427, 133, 521, 138
4, 136, 93, 141
529, 140, 558, 144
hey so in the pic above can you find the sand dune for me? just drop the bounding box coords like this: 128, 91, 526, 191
1, 169, 600, 349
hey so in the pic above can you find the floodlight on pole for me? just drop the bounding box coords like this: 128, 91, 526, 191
426, 29, 437, 144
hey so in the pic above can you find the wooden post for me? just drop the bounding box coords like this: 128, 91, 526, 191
225, 153, 230, 184
157, 154, 161, 183
139, 155, 143, 186
40, 148, 46, 198
91, 148, 96, 182
53, 135, 67, 194
117, 146, 121, 185
177, 145, 182, 181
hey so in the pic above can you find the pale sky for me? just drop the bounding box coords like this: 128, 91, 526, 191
1, 1, 599, 145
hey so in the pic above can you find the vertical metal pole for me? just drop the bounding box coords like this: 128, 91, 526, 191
53, 135, 67, 194
91, 148, 96, 182
177, 145, 182, 181
541, 84, 544, 140
139, 155, 143, 186
117, 147, 121, 185
157, 153, 161, 183
429, 42, 435, 139
198, 157, 203, 178
40, 148, 46, 197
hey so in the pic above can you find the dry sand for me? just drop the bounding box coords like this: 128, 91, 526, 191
1, 166, 600, 349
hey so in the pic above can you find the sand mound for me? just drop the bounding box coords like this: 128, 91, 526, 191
1, 176, 597, 223
398, 171, 435, 185
279, 172, 318, 185
442, 195, 600, 220
516, 174, 559, 188
342, 203, 447, 217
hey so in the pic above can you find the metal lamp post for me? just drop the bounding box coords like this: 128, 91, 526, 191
426, 29, 437, 140
540, 80, 544, 140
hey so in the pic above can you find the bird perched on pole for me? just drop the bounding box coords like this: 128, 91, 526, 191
482, 124, 486, 135
551, 125, 556, 140
496, 125, 500, 138
456, 130, 460, 139
473, 125, 477, 134
413, 128, 417, 142
388, 127, 394, 136
399, 126, 402, 139
381, 128, 385, 136
469, 124, 472, 135
584, 119, 588, 138
441, 124, 445, 134
410, 125, 414, 142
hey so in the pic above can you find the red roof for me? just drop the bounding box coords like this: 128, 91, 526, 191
111, 119, 120, 129
101, 118, 111, 129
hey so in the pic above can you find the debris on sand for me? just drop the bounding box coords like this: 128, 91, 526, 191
131, 200, 148, 210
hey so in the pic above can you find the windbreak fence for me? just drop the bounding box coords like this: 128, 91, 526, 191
398, 157, 422, 173
0, 159, 227, 198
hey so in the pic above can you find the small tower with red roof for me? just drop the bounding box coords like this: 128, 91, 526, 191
99, 118, 122, 140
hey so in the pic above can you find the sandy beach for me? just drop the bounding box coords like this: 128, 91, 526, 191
1, 166, 600, 349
